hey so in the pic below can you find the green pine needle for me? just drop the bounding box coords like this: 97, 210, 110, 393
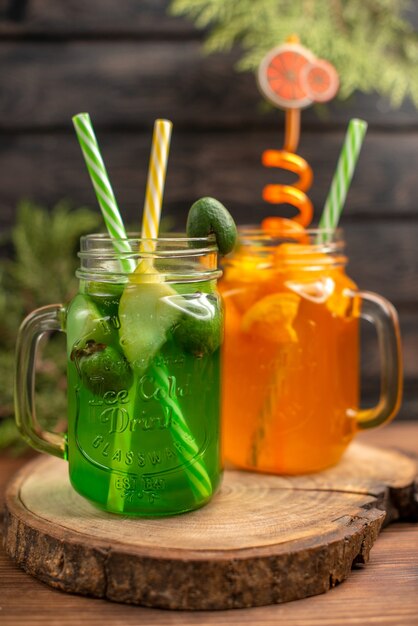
170, 0, 418, 109
0, 200, 101, 453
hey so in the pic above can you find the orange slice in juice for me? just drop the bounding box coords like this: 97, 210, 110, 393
221, 251, 276, 313
325, 269, 358, 318
241, 292, 300, 344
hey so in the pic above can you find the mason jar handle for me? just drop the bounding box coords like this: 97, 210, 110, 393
15, 304, 67, 459
348, 290, 403, 430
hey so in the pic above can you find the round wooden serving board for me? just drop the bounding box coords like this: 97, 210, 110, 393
4, 442, 418, 610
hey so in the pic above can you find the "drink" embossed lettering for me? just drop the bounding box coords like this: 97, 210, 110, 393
99, 405, 173, 433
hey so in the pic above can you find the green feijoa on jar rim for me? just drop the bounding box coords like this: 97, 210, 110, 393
186, 197, 237, 255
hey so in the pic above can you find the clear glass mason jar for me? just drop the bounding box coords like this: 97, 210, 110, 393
219, 228, 402, 474
15, 234, 223, 516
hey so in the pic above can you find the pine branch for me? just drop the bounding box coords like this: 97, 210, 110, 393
170, 0, 418, 108
0, 200, 101, 452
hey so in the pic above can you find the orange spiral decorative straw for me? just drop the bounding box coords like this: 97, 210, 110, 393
257, 39, 339, 233
261, 151, 313, 227
262, 110, 314, 228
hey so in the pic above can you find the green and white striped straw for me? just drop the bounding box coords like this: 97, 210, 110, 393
72, 112, 212, 508
150, 363, 212, 498
318, 118, 368, 239
72, 113, 135, 273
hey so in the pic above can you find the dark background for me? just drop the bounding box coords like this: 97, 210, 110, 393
0, 0, 417, 418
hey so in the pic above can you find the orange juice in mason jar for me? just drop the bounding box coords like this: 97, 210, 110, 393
220, 228, 402, 474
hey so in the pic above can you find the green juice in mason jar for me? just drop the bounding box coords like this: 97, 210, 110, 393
15, 234, 224, 517
66, 277, 222, 516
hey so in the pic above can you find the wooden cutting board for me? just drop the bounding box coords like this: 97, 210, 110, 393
3, 442, 418, 610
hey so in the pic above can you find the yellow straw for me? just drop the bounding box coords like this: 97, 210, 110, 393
138, 119, 212, 500
141, 119, 172, 252
108, 119, 211, 511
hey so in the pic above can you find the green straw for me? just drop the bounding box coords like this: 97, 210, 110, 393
72, 113, 135, 274
150, 363, 212, 496
318, 118, 368, 237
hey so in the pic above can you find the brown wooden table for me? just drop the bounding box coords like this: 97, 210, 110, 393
1, 423, 418, 626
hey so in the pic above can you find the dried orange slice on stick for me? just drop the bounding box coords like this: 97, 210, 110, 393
257, 43, 315, 109
258, 42, 339, 109
301, 59, 339, 103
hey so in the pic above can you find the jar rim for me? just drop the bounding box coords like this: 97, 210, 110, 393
80, 232, 217, 254
77, 233, 221, 283
236, 225, 344, 248
226, 225, 347, 267
237, 225, 344, 237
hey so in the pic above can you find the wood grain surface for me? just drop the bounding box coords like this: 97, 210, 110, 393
1, 423, 418, 624
3, 441, 418, 610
